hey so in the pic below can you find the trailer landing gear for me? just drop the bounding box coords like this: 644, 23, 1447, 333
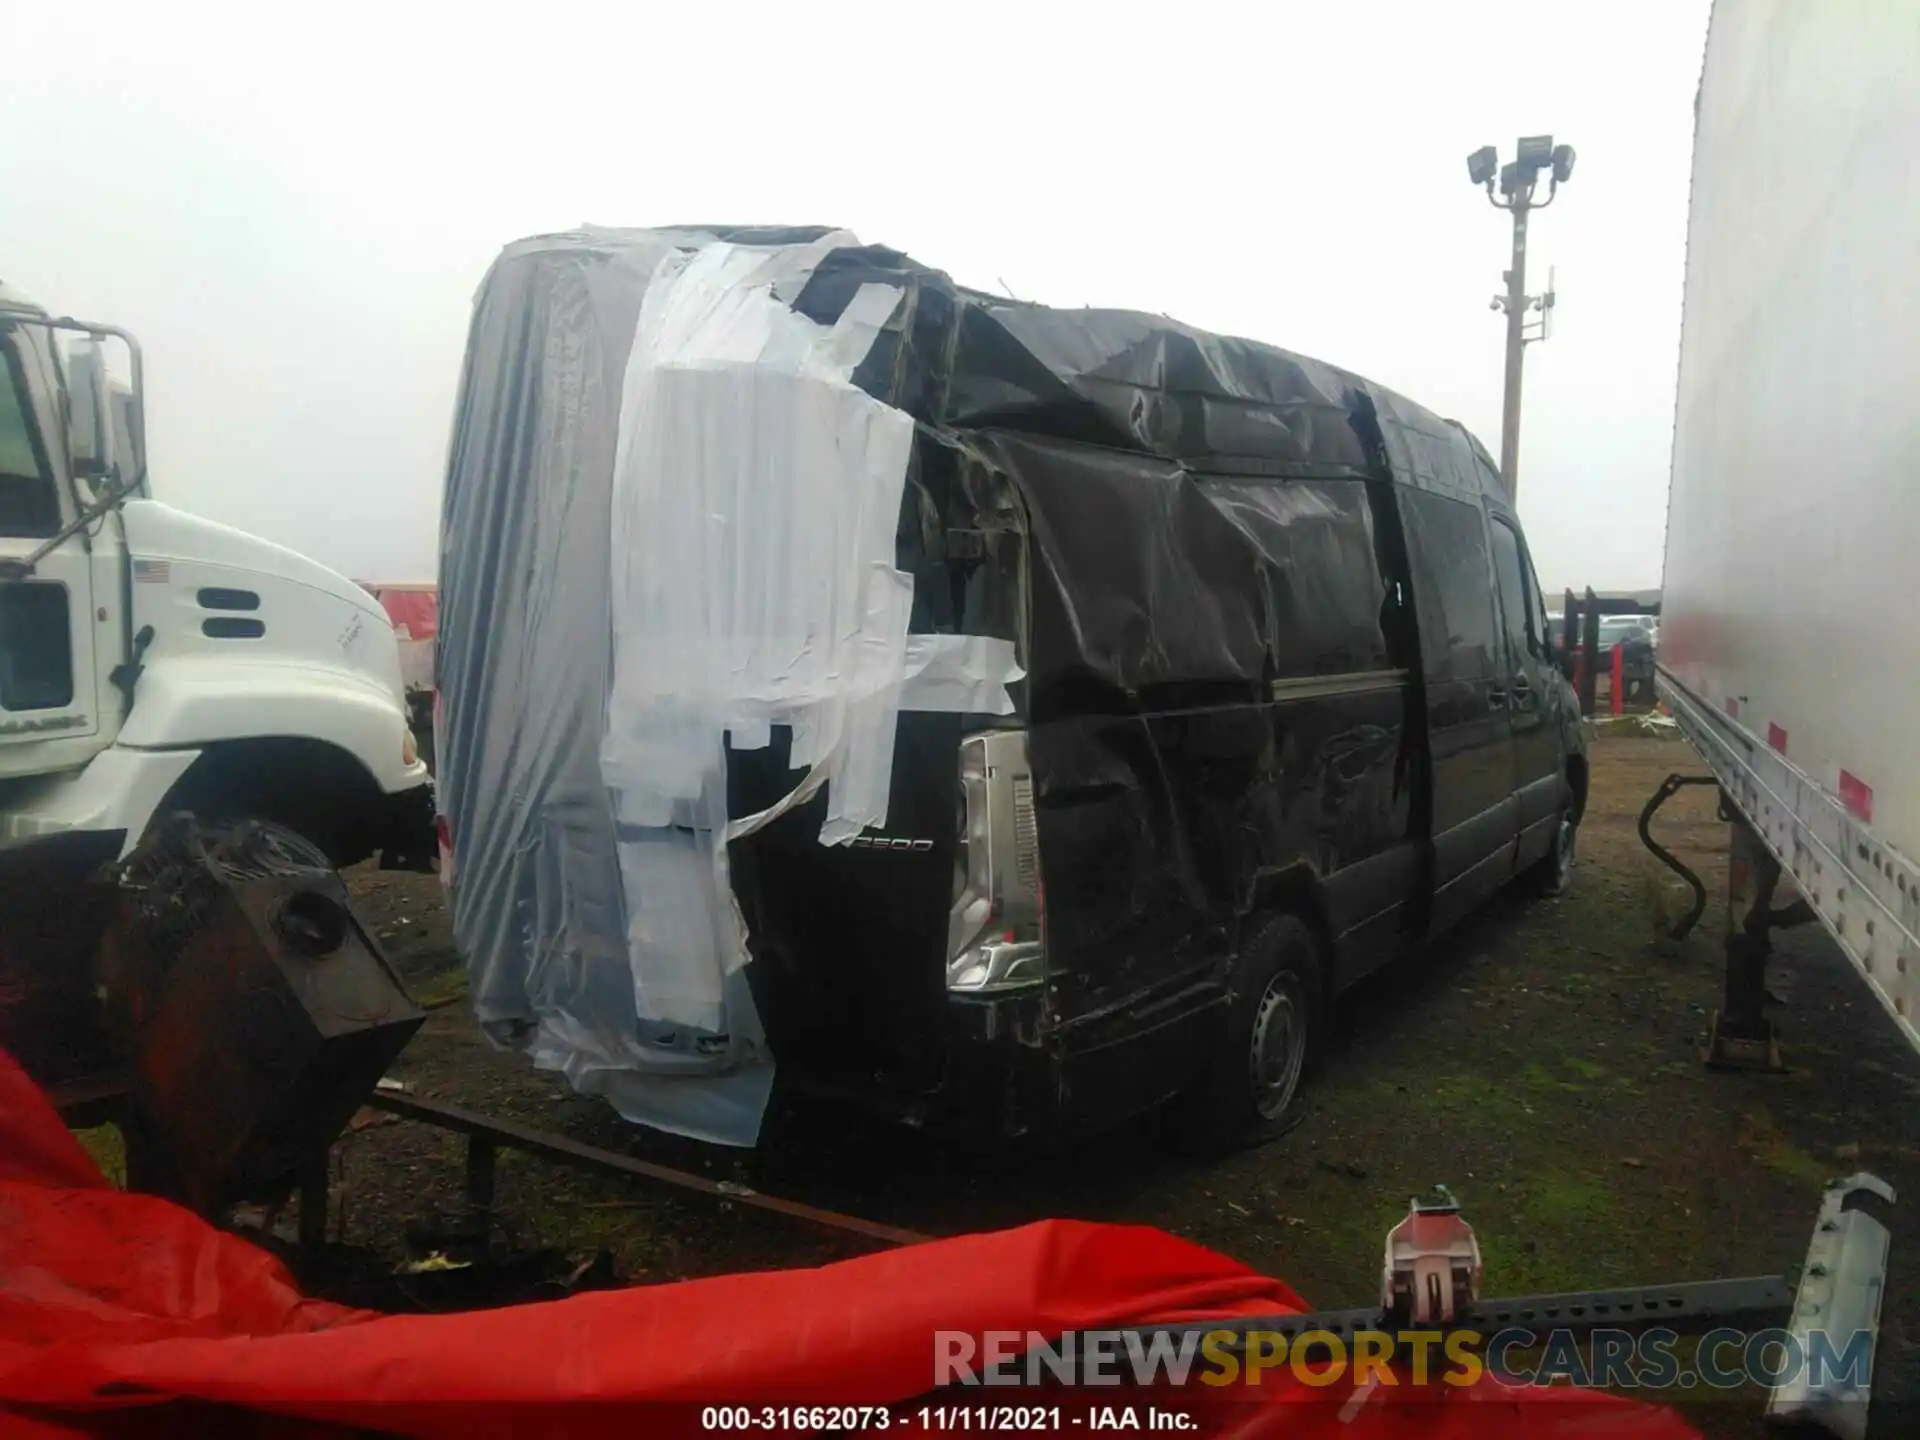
1638, 775, 1809, 1068
1705, 804, 1815, 1072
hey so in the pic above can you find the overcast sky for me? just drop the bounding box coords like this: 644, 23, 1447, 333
3, 1, 1708, 592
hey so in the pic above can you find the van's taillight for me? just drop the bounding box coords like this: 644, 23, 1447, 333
1012, 774, 1039, 895
948, 738, 993, 962
947, 731, 1045, 994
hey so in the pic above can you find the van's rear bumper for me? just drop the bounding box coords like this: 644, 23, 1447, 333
801, 978, 1224, 1142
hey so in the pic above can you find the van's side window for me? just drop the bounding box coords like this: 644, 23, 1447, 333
1488, 517, 1537, 659
1398, 489, 1498, 681
0, 343, 59, 539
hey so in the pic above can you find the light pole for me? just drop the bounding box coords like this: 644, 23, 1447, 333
1467, 136, 1574, 503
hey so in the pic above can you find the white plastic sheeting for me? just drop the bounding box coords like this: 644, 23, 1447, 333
438, 228, 1019, 1146
602, 236, 919, 1039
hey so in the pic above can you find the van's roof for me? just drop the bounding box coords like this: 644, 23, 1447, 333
952, 287, 1507, 509
490, 227, 1510, 514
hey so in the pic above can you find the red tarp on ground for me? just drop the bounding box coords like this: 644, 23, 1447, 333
0, 1050, 1698, 1438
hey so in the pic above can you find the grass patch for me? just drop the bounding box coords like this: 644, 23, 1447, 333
1313, 1070, 1652, 1295
72, 1124, 126, 1187
1739, 1108, 1833, 1190
1521, 1061, 1580, 1093
1757, 1141, 1831, 1189
1361, 1070, 1539, 1132
1525, 1174, 1613, 1224
1544, 970, 1602, 998
515, 1178, 691, 1272
1484, 1173, 1636, 1294
410, 967, 470, 1009
1516, 1058, 1620, 1095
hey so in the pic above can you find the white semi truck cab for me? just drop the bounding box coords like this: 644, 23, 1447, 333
0, 282, 434, 868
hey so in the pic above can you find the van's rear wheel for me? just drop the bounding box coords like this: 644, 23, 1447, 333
1167, 912, 1322, 1154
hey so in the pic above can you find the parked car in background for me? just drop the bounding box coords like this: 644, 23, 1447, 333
1597, 615, 1653, 647
1546, 611, 1657, 708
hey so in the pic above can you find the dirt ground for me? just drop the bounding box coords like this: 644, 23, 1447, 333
314, 728, 1920, 1434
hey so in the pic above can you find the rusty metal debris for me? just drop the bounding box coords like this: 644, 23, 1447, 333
100, 815, 424, 1216
360, 1089, 930, 1251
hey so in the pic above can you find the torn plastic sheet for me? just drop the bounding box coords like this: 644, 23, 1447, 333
601, 238, 920, 1038
439, 228, 1020, 1147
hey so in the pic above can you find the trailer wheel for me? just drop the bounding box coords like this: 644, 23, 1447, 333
1525, 805, 1579, 897
1165, 912, 1322, 1155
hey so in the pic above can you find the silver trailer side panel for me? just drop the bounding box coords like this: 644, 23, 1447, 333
1660, 0, 1920, 1049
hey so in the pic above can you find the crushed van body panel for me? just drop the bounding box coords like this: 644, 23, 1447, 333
438, 228, 1502, 1143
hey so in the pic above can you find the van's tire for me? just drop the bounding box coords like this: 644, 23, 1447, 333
1524, 805, 1579, 897
1165, 912, 1323, 1155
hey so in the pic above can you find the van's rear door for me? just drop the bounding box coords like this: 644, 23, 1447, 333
727, 712, 965, 1101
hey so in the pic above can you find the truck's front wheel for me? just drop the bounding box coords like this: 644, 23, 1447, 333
153, 740, 385, 871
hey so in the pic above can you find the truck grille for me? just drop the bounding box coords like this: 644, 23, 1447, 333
0, 582, 74, 711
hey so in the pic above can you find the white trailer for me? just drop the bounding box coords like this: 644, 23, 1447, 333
1658, 15, 1912, 1425
1659, 0, 1920, 1059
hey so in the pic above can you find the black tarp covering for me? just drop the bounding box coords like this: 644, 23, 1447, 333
439, 227, 1507, 1141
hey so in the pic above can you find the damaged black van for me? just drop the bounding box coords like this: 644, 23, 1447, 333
436, 227, 1586, 1150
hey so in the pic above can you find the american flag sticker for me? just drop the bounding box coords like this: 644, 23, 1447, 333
132, 559, 170, 583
